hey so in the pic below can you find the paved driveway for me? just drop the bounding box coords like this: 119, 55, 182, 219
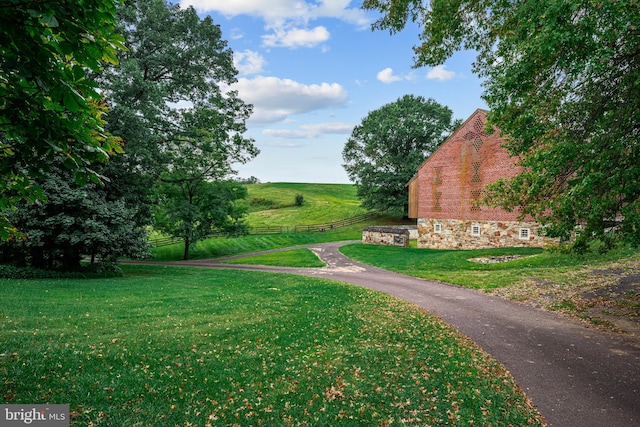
152, 241, 640, 427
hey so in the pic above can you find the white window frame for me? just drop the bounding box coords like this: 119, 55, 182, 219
471, 224, 481, 236
434, 223, 442, 234
519, 228, 531, 240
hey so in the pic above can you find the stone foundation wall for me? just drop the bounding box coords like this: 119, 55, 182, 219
362, 226, 410, 247
417, 218, 559, 250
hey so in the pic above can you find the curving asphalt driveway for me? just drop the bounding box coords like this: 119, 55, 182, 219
145, 241, 640, 427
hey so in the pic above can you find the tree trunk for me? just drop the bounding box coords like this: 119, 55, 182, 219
183, 237, 190, 260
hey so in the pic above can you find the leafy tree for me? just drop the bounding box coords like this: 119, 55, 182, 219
0, 0, 125, 239
1, 165, 149, 271
342, 95, 458, 212
98, 0, 258, 259
155, 180, 249, 260
363, 0, 640, 250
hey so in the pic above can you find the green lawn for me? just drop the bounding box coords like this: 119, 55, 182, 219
221, 248, 326, 267
339, 243, 640, 290
1, 265, 545, 426
151, 225, 362, 261
243, 183, 368, 228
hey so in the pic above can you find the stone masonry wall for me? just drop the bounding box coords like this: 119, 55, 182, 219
362, 226, 410, 248
417, 218, 559, 250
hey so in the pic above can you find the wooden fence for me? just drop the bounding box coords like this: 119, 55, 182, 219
292, 211, 380, 233
150, 211, 381, 247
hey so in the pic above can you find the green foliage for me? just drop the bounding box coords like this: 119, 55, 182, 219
294, 193, 305, 206
0, 0, 126, 239
342, 95, 458, 211
0, 263, 123, 279
0, 165, 150, 271
155, 180, 250, 260
363, 0, 640, 251
0, 265, 545, 426
248, 196, 281, 209
97, 0, 258, 260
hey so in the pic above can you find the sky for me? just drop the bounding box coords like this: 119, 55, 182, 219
180, 0, 487, 184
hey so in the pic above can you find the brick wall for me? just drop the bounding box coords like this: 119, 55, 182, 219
414, 109, 525, 222
409, 109, 559, 249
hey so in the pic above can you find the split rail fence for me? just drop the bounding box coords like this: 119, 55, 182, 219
150, 211, 381, 247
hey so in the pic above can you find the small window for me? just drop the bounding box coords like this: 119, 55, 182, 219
434, 223, 442, 234
471, 224, 481, 236
519, 228, 531, 240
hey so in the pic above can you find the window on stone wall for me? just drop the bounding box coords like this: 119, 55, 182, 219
519, 228, 531, 240
434, 223, 442, 234
471, 224, 481, 236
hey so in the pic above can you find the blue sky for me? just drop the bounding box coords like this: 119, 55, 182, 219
181, 0, 487, 184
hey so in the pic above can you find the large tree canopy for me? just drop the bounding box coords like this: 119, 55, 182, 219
0, 0, 257, 270
364, 0, 640, 250
0, 0, 125, 239
343, 95, 458, 212
1, 164, 149, 271
100, 0, 258, 259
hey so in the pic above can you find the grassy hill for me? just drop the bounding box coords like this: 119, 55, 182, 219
243, 182, 369, 228
151, 182, 411, 261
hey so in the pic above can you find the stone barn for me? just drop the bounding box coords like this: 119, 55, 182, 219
407, 109, 557, 250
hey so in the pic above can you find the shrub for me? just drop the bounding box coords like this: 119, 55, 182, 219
249, 197, 280, 209
0, 263, 123, 279
295, 194, 304, 206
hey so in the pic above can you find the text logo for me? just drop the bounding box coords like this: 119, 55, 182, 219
1, 405, 69, 426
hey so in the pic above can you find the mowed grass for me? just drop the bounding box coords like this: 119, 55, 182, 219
151, 225, 362, 261
1, 265, 545, 426
339, 243, 640, 290
221, 248, 326, 267
243, 183, 367, 228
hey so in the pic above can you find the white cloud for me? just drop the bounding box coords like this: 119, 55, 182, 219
229, 28, 244, 40
181, 0, 370, 27
234, 50, 266, 76
263, 129, 309, 139
230, 76, 348, 124
263, 25, 330, 49
376, 67, 403, 84
266, 141, 305, 148
263, 122, 354, 139
426, 65, 456, 81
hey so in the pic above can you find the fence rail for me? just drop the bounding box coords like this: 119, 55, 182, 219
149, 236, 183, 247
150, 211, 381, 247
293, 211, 380, 233
248, 226, 284, 235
